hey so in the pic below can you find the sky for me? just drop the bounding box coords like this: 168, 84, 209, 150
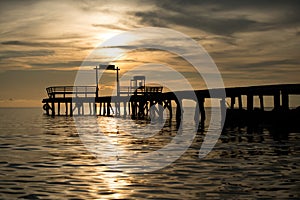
0, 0, 299, 107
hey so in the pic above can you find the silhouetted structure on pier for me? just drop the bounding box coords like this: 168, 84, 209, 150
42, 83, 300, 127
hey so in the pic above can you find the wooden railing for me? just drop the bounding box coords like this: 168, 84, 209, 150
46, 86, 97, 98
119, 86, 163, 95
46, 85, 164, 98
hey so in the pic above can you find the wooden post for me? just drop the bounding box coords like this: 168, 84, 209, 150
51, 101, 55, 116
282, 92, 289, 110
88, 102, 92, 115
168, 100, 172, 120
176, 99, 182, 128
238, 95, 243, 110
194, 97, 206, 128
99, 102, 102, 116
199, 98, 206, 125
115, 101, 120, 117
247, 94, 253, 111
77, 102, 81, 115
123, 101, 127, 116
82, 102, 85, 115
128, 101, 131, 116
70, 101, 73, 116
158, 101, 163, 122
46, 103, 50, 116
230, 96, 235, 109
58, 102, 60, 116
220, 98, 226, 125
94, 102, 97, 115
274, 91, 280, 109
259, 95, 264, 111
149, 101, 154, 119
102, 102, 106, 116
107, 102, 110, 116
131, 101, 136, 118
65, 102, 68, 116
194, 101, 199, 125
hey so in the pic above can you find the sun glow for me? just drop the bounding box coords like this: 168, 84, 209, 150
98, 31, 122, 42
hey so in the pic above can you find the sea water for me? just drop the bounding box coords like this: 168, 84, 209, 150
0, 107, 299, 199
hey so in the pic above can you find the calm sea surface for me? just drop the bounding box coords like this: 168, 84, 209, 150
0, 107, 299, 199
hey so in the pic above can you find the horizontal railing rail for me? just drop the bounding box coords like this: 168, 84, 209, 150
46, 85, 165, 98
46, 86, 97, 98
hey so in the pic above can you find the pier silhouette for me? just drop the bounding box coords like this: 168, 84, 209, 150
42, 76, 300, 128
41, 65, 300, 128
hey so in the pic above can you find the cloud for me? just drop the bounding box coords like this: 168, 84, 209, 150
29, 60, 100, 69
238, 59, 300, 70
0, 50, 55, 60
134, 11, 267, 36
92, 24, 129, 31
1, 40, 73, 48
131, 0, 300, 36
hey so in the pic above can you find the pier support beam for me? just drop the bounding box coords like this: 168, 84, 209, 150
175, 99, 182, 129
65, 102, 68, 116
282, 92, 289, 110
131, 100, 137, 119
115, 101, 120, 117
57, 102, 60, 116
158, 101, 163, 122
220, 98, 226, 125
123, 101, 127, 117
200, 99, 206, 125
46, 103, 50, 116
77, 102, 81, 115
194, 97, 206, 129
88, 102, 92, 115
259, 95, 264, 111
238, 95, 243, 110
168, 100, 172, 120
231, 96, 235, 109
149, 101, 155, 120
107, 102, 111, 116
103, 102, 106, 116
70, 102, 73, 116
82, 102, 85, 115
163, 100, 172, 121
94, 102, 97, 115
274, 92, 280, 109
128, 101, 131, 117
247, 94, 253, 111
51, 100, 55, 116
99, 102, 102, 116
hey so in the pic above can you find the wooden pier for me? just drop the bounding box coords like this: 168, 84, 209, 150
42, 83, 300, 127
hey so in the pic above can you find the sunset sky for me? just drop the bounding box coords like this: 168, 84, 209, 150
0, 0, 299, 107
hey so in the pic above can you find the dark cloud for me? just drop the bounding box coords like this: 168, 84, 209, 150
1, 39, 89, 49
234, 59, 300, 71
217, 59, 300, 74
1, 40, 63, 48
132, 0, 300, 36
92, 24, 129, 31
0, 50, 55, 60
135, 11, 267, 36
29, 60, 100, 69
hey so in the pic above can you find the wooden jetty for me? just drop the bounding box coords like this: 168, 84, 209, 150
42, 82, 300, 127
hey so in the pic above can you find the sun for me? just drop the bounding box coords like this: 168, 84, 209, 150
99, 31, 122, 41
93, 30, 138, 61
